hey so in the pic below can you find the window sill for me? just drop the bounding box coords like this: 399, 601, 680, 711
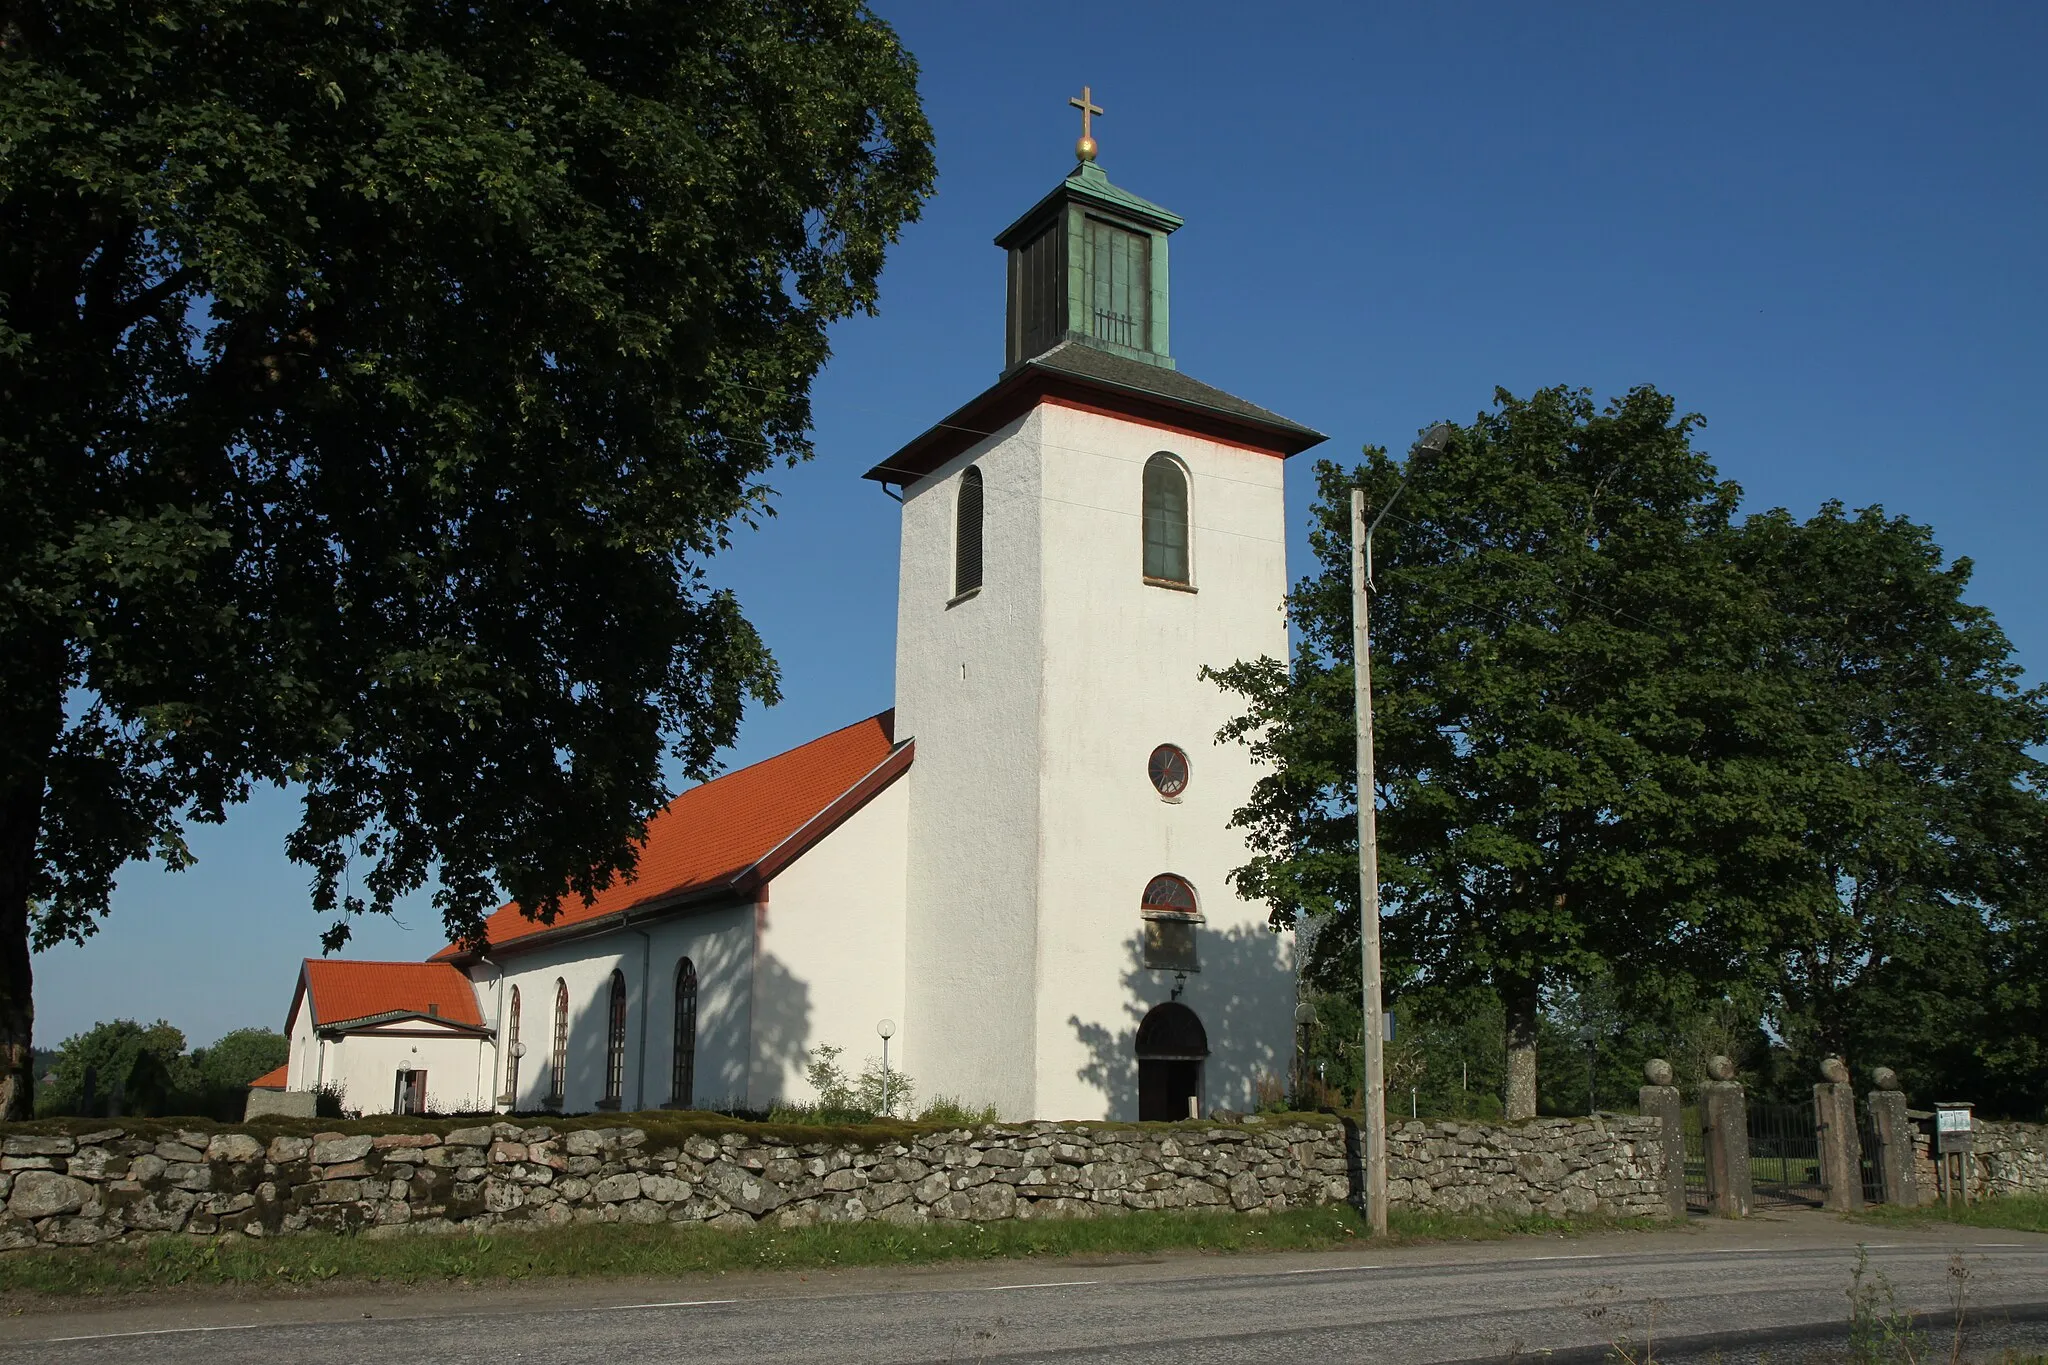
1140, 910, 1206, 923
946, 586, 981, 609
594, 1097, 622, 1112
1143, 576, 1197, 594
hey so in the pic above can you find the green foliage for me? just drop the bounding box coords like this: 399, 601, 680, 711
1846, 1246, 1927, 1365
34, 1020, 289, 1119
915, 1097, 1003, 1126
191, 1027, 288, 1092
1213, 386, 1797, 1107
1214, 384, 2048, 1117
780, 1042, 915, 1122
0, 0, 935, 1114
34, 1020, 191, 1118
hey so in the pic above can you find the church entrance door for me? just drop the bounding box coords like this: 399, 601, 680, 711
1135, 1002, 1209, 1121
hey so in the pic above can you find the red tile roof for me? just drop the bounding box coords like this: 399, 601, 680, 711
249, 1063, 289, 1090
437, 711, 908, 959
295, 959, 486, 1030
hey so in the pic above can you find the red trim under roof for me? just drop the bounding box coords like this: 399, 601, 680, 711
435, 711, 911, 961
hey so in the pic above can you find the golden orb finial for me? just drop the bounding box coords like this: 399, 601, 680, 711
1068, 85, 1103, 163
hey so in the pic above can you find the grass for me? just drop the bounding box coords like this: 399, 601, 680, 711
1848, 1194, 2048, 1236
0, 1204, 1662, 1300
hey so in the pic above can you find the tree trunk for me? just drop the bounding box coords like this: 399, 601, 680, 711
0, 771, 42, 1121
1503, 976, 1541, 1120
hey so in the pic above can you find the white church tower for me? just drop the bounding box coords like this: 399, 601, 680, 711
868, 106, 1326, 1122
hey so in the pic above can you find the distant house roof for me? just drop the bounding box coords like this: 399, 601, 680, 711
249, 1063, 289, 1090
289, 959, 488, 1035
865, 340, 1326, 488
436, 710, 912, 961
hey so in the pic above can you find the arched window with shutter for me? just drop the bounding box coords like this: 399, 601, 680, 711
548, 979, 568, 1106
1141, 873, 1201, 973
672, 958, 698, 1108
503, 986, 522, 1106
1142, 454, 1190, 585
602, 969, 628, 1108
954, 466, 984, 597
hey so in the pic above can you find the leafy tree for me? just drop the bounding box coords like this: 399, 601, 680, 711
34, 1018, 191, 1117
1210, 386, 1801, 1117
191, 1026, 288, 1091
0, 1, 935, 1116
1737, 503, 2048, 1115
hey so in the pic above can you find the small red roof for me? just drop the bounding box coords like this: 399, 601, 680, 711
249, 1063, 289, 1090
295, 959, 486, 1030
438, 711, 908, 958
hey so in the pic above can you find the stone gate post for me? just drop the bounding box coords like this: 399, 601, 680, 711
1699, 1055, 1751, 1217
1639, 1058, 1687, 1220
1813, 1056, 1864, 1212
1865, 1067, 1918, 1207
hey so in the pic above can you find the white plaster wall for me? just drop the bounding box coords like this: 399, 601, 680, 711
894, 410, 1047, 1119
322, 1024, 492, 1116
488, 904, 754, 1114
1030, 405, 1297, 1120
753, 774, 909, 1108
285, 1001, 317, 1093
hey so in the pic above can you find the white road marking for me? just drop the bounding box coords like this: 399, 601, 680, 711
45, 1324, 263, 1344
1528, 1254, 1600, 1261
1975, 1243, 2027, 1247
1284, 1265, 1384, 1274
594, 1299, 739, 1311
984, 1280, 1098, 1291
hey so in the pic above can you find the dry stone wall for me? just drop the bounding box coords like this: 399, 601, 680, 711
0, 1113, 1674, 1250
1908, 1118, 2048, 1203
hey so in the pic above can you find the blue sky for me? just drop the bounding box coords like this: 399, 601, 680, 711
36, 1, 2046, 1049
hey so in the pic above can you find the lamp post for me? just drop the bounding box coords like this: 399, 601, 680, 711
1578, 1023, 1598, 1116
1354, 421, 1453, 1236
1293, 1000, 1318, 1104
876, 1018, 897, 1116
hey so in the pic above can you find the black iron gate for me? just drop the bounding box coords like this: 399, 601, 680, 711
1681, 1105, 1709, 1212
1858, 1100, 1886, 1204
1748, 1101, 1823, 1206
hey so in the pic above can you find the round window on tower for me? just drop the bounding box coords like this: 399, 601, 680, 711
1148, 744, 1191, 799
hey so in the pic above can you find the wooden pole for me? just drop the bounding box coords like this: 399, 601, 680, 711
1351, 487, 1388, 1236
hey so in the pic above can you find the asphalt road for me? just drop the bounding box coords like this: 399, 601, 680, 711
7, 1217, 2046, 1364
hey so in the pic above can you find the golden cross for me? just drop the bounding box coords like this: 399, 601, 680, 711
1069, 85, 1103, 161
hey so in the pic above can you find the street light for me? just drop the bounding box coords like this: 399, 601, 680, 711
1352, 421, 1454, 1235
1578, 1023, 1598, 1116
876, 1018, 897, 1117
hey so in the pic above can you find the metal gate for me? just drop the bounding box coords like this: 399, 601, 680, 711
1748, 1101, 1823, 1206
1681, 1105, 1710, 1212
1857, 1100, 1887, 1205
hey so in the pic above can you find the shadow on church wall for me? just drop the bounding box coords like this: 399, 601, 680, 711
1069, 921, 1293, 1120
745, 950, 814, 1107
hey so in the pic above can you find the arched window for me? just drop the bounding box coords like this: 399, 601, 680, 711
504, 986, 522, 1106
603, 969, 628, 1108
549, 979, 568, 1105
1142, 454, 1190, 584
1141, 874, 1200, 973
672, 958, 698, 1108
954, 466, 984, 596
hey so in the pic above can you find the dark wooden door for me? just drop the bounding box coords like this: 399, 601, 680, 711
1139, 1059, 1202, 1121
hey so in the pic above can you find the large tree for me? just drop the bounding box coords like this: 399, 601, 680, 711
1738, 502, 2048, 1114
1211, 386, 1802, 1117
0, 0, 934, 1116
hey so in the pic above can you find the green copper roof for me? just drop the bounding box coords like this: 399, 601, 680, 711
994, 162, 1183, 248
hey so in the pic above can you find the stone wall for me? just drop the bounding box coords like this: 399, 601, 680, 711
1909, 1117, 2048, 1203
1388, 1115, 1673, 1219
0, 1113, 1674, 1250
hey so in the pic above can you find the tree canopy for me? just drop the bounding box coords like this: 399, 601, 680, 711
0, 0, 935, 1116
1213, 385, 2048, 1118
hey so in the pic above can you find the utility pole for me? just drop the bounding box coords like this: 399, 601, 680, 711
1352, 423, 1452, 1238
1352, 485, 1388, 1236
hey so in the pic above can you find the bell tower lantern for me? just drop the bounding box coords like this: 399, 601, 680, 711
994, 89, 1184, 372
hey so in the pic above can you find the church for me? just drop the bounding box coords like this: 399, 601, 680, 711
266, 104, 1327, 1125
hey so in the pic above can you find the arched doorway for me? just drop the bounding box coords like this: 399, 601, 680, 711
1136, 1002, 1208, 1121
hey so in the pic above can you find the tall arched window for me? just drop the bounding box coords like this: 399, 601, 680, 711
504, 986, 522, 1106
1142, 454, 1190, 584
954, 466, 984, 596
603, 969, 628, 1108
672, 958, 698, 1108
549, 979, 568, 1105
